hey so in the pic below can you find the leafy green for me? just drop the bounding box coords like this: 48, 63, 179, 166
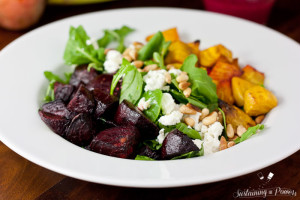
170, 89, 207, 109
144, 60, 157, 66
153, 40, 171, 69
176, 123, 202, 140
187, 96, 208, 109
218, 107, 227, 134
135, 155, 155, 161
138, 31, 164, 61
180, 54, 218, 104
158, 123, 176, 133
97, 25, 134, 52
234, 124, 265, 144
141, 89, 163, 122
63, 26, 102, 71
171, 144, 204, 160
143, 140, 162, 151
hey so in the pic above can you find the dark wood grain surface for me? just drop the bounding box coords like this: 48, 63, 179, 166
0, 0, 299, 199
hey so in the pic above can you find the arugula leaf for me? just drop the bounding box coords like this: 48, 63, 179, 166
141, 89, 163, 122
143, 140, 162, 151
171, 144, 204, 160
169, 89, 207, 109
218, 107, 227, 134
153, 40, 171, 69
176, 123, 202, 140
135, 155, 155, 161
138, 31, 164, 61
234, 124, 265, 144
158, 123, 176, 133
180, 54, 218, 105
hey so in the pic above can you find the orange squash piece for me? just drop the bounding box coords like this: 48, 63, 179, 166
209, 61, 242, 81
232, 77, 256, 107
241, 65, 265, 85
199, 44, 233, 67
146, 27, 180, 42
217, 80, 235, 105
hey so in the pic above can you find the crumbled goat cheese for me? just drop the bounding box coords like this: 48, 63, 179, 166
86, 37, 99, 50
158, 111, 183, 126
157, 128, 167, 144
186, 112, 202, 131
168, 69, 182, 77
193, 139, 203, 150
201, 122, 224, 155
137, 97, 151, 111
161, 93, 176, 115
104, 50, 123, 73
143, 70, 167, 91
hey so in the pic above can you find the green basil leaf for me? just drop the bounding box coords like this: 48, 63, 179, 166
135, 155, 155, 161
171, 144, 204, 160
234, 124, 265, 144
180, 54, 218, 104
141, 89, 163, 122
176, 123, 202, 140
138, 31, 164, 61
143, 140, 162, 151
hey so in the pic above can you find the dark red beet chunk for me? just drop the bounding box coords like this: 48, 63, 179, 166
114, 100, 159, 140
54, 82, 75, 103
138, 146, 160, 160
65, 113, 95, 146
41, 99, 71, 119
38, 110, 70, 137
93, 88, 118, 120
67, 84, 95, 114
87, 74, 121, 97
161, 129, 199, 160
90, 126, 140, 158
69, 65, 98, 88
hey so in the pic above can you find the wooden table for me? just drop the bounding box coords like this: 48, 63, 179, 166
0, 0, 299, 199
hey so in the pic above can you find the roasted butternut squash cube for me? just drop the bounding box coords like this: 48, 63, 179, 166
209, 61, 242, 81
219, 100, 256, 130
199, 44, 233, 67
146, 27, 180, 42
244, 86, 278, 116
217, 80, 235, 105
241, 65, 265, 85
232, 77, 256, 107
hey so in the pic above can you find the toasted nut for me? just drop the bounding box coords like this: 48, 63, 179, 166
226, 124, 234, 138
166, 64, 175, 70
219, 136, 228, 151
200, 108, 209, 120
202, 111, 218, 126
143, 64, 158, 72
165, 72, 171, 84
227, 141, 235, 148
122, 48, 131, 56
129, 49, 138, 60
183, 88, 192, 98
132, 41, 143, 50
179, 81, 191, 90
137, 68, 143, 72
133, 60, 143, 68
180, 105, 197, 115
184, 117, 195, 127
237, 125, 247, 137
229, 135, 239, 141
186, 103, 201, 112
123, 55, 132, 62
104, 48, 111, 55
255, 115, 265, 124
176, 72, 189, 82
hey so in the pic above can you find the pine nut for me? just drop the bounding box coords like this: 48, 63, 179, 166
143, 64, 158, 72
229, 135, 239, 141
226, 124, 234, 138
137, 68, 143, 72
184, 117, 195, 127
200, 108, 209, 120
133, 60, 143, 68
179, 81, 191, 90
176, 72, 189, 82
166, 64, 175, 70
255, 115, 265, 124
179, 105, 197, 115
123, 55, 132, 62
129, 49, 138, 60
202, 111, 218, 126
122, 48, 131, 56
186, 103, 201, 112
219, 136, 228, 151
227, 141, 235, 148
104, 48, 111, 55
165, 72, 171, 84
133, 41, 143, 50
183, 88, 192, 97
237, 125, 247, 137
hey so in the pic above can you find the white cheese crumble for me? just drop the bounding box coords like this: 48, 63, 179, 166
201, 122, 224, 155
168, 69, 182, 77
156, 128, 167, 144
143, 70, 167, 91
137, 97, 151, 111
103, 50, 123, 73
158, 110, 183, 126
161, 93, 176, 115
185, 112, 202, 131
193, 139, 203, 150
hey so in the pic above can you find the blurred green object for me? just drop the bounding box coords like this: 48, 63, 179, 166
48, 0, 114, 5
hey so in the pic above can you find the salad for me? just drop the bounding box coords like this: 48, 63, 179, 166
38, 26, 278, 160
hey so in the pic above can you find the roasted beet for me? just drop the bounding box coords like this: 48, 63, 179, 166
95, 118, 117, 133
86, 74, 121, 97
161, 129, 199, 159
69, 65, 98, 87
65, 113, 95, 146
89, 126, 140, 158
114, 100, 159, 140
138, 146, 160, 160
93, 88, 118, 120
38, 110, 70, 137
67, 84, 95, 114
41, 99, 71, 119
54, 82, 75, 103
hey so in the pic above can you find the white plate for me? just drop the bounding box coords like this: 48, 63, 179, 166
0, 8, 299, 188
